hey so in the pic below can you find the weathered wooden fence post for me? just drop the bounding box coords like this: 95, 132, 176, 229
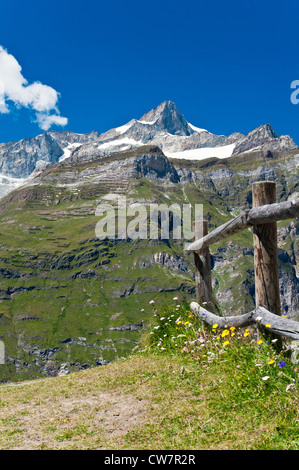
193, 220, 213, 310
187, 192, 299, 343
252, 181, 281, 316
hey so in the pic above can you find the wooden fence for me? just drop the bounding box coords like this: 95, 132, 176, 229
186, 181, 299, 342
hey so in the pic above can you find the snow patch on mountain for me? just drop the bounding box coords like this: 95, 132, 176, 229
115, 120, 135, 134
59, 143, 83, 162
137, 119, 157, 125
188, 123, 209, 134
0, 173, 28, 198
165, 143, 236, 161
98, 137, 141, 150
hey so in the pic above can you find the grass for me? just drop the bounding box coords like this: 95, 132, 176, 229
0, 299, 298, 450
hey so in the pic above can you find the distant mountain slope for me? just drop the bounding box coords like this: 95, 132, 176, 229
0, 143, 297, 383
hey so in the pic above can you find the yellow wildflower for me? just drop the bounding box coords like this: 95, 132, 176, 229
230, 326, 236, 331
257, 340, 263, 345
265, 324, 271, 328
221, 329, 230, 337
224, 341, 229, 346
244, 331, 249, 337
212, 323, 218, 329
268, 360, 275, 365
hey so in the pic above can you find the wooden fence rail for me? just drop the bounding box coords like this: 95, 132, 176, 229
185, 181, 299, 343
187, 197, 299, 252
190, 303, 299, 341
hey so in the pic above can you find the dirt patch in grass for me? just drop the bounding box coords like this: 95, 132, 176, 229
0, 381, 151, 449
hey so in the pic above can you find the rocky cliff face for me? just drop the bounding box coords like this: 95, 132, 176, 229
0, 130, 100, 179
0, 130, 99, 198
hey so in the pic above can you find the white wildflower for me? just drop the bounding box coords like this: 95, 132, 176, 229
286, 382, 295, 392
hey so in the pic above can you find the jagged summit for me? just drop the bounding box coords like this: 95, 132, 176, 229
139, 100, 193, 136
232, 123, 295, 155
139, 100, 175, 122
257, 123, 279, 138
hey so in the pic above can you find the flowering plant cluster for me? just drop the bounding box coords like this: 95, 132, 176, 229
142, 298, 299, 395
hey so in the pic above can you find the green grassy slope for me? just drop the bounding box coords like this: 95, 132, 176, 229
0, 302, 298, 450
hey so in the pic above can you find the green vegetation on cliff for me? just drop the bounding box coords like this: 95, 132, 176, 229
0, 146, 297, 382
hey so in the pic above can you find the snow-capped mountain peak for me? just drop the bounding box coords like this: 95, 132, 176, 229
0, 100, 297, 198
138, 100, 193, 136
62, 101, 298, 164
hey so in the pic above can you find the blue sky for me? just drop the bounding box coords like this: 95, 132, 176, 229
1, 0, 299, 144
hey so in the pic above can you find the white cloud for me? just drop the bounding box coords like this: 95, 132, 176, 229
36, 113, 68, 131
0, 46, 68, 129
0, 80, 9, 113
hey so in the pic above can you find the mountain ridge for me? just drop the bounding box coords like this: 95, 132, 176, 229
0, 100, 297, 198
